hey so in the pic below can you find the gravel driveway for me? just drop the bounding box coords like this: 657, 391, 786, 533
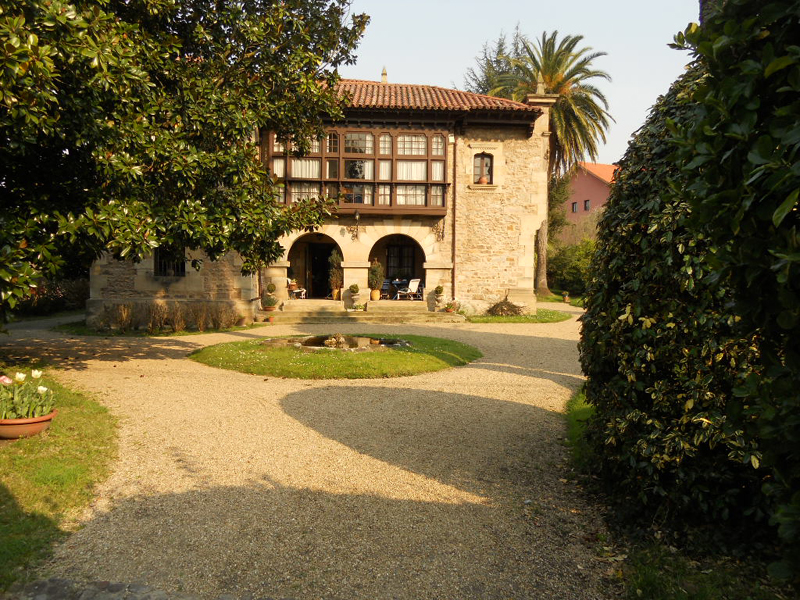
2, 303, 609, 599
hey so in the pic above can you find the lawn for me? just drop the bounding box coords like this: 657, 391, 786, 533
467, 308, 571, 323
190, 334, 482, 379
0, 365, 116, 590
54, 320, 268, 337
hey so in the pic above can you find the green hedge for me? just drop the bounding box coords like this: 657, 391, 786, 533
581, 0, 800, 576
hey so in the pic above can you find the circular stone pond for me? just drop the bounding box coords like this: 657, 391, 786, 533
189, 334, 482, 379
261, 334, 411, 352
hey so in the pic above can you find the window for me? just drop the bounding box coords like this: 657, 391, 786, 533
378, 184, 392, 205
326, 133, 339, 153
431, 135, 445, 156
344, 132, 373, 154
397, 160, 427, 181
397, 134, 427, 155
154, 245, 185, 277
267, 128, 448, 209
379, 134, 392, 154
290, 158, 320, 179
344, 159, 374, 179
571, 201, 578, 213
289, 182, 320, 202
584, 199, 591, 211
396, 184, 426, 205
473, 153, 493, 184
271, 157, 285, 178
387, 245, 415, 279
343, 183, 373, 204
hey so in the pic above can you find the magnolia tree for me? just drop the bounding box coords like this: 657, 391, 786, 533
0, 0, 368, 324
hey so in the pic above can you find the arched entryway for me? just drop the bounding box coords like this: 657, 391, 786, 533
287, 233, 342, 299
369, 234, 426, 289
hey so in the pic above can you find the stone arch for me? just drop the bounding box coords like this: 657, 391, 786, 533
368, 234, 426, 283
285, 232, 342, 299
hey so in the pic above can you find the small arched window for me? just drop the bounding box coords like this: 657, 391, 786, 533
473, 153, 493, 184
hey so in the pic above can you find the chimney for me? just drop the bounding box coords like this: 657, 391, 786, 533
381, 67, 388, 83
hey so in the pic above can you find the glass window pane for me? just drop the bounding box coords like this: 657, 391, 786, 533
290, 158, 321, 179
273, 138, 285, 153
397, 134, 427, 155
344, 159, 374, 180
397, 160, 427, 181
473, 153, 493, 183
431, 161, 445, 182
327, 133, 339, 153
343, 184, 373, 205
310, 138, 321, 153
378, 184, 391, 205
396, 184, 426, 205
289, 182, 320, 202
344, 132, 374, 154
432, 135, 445, 156
324, 183, 339, 198
271, 157, 285, 178
379, 134, 392, 154
431, 185, 444, 207
378, 160, 392, 180
327, 159, 339, 179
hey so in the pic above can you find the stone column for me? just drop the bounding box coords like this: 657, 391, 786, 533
264, 261, 290, 301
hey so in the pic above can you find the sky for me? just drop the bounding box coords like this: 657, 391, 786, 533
338, 0, 701, 165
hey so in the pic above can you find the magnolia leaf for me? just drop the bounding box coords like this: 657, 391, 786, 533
772, 189, 798, 227
764, 55, 795, 78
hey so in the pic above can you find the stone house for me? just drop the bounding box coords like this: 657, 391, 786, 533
87, 77, 554, 325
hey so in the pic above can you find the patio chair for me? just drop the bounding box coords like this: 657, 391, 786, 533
396, 278, 422, 300
380, 279, 391, 300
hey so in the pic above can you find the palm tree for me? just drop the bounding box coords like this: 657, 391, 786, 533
489, 31, 612, 294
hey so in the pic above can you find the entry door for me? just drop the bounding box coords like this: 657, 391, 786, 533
308, 244, 334, 298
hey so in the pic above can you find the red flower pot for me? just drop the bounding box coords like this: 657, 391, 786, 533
0, 410, 58, 439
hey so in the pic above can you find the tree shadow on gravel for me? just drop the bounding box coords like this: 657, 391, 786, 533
44, 482, 602, 600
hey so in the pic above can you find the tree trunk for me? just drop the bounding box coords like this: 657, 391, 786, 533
534, 218, 551, 296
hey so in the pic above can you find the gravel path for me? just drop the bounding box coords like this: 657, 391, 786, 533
1, 303, 609, 599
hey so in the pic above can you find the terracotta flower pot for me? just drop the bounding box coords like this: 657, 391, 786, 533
265, 305, 277, 312
0, 410, 58, 439
370, 289, 381, 301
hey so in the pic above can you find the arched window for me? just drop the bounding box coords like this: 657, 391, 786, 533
473, 153, 493, 184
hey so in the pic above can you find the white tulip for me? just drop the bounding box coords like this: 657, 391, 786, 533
14, 372, 26, 382
31, 369, 43, 379
37, 386, 49, 394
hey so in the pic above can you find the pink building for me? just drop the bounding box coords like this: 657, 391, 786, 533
559, 162, 616, 245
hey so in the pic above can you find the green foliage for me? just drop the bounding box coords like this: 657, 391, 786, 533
547, 173, 571, 239
579, 67, 766, 532
367, 258, 384, 290
0, 0, 368, 326
0, 370, 55, 419
466, 309, 570, 323
673, 0, 800, 571
348, 283, 359, 294
12, 279, 89, 316
462, 25, 526, 94
190, 335, 483, 379
547, 239, 595, 295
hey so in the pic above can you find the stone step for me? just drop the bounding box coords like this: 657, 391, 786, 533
257, 310, 464, 325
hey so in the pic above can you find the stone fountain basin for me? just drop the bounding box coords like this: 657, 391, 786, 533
261, 335, 410, 352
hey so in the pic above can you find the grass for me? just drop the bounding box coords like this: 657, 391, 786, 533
0, 363, 116, 590
562, 388, 794, 599
467, 308, 571, 323
54, 320, 268, 337
537, 292, 586, 307
189, 334, 482, 379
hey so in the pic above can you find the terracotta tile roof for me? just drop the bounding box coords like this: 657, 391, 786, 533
579, 162, 617, 184
337, 79, 538, 113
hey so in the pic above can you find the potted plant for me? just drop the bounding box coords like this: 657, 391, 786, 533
368, 259, 385, 301
329, 249, 343, 300
265, 282, 277, 295
349, 283, 360, 303
288, 279, 298, 291
263, 295, 280, 311
563, 291, 570, 303
434, 285, 444, 307
0, 370, 57, 439
444, 300, 459, 313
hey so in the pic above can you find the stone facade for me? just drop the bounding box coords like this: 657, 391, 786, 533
87, 79, 551, 322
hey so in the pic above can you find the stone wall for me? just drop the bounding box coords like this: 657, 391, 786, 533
86, 251, 257, 328
453, 125, 547, 311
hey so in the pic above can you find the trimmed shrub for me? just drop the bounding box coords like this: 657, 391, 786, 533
579, 67, 764, 533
